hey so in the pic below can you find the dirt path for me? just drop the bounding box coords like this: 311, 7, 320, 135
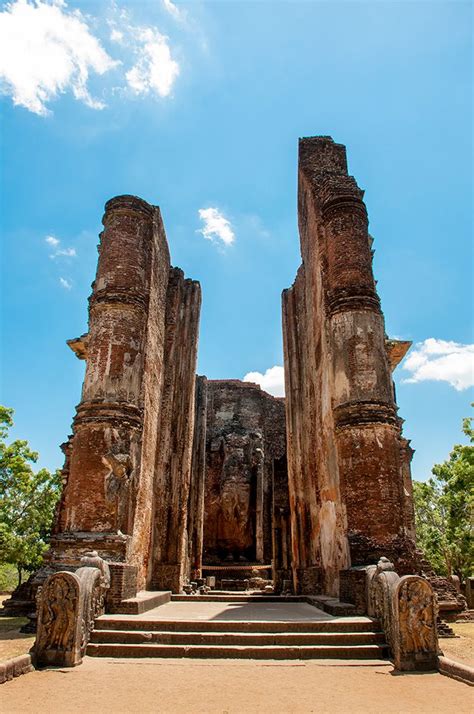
440, 624, 474, 667
1, 657, 472, 714
0, 596, 34, 663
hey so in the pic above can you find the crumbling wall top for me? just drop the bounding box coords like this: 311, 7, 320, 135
104, 194, 156, 217
207, 379, 284, 402
298, 136, 348, 177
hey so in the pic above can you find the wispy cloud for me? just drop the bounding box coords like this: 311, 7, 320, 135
244, 365, 285, 397
59, 277, 72, 290
44, 234, 76, 259
0, 1, 185, 116
106, 4, 180, 99
125, 27, 179, 98
110, 28, 124, 44
45, 235, 60, 248
0, 0, 118, 116
198, 207, 235, 247
53, 247, 76, 258
162, 0, 186, 23
402, 338, 474, 391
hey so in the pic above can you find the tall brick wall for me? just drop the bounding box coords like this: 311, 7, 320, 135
186, 376, 208, 579
50, 196, 201, 592
150, 269, 201, 592
283, 137, 416, 596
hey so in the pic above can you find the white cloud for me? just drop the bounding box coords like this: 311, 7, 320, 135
402, 338, 474, 391
110, 28, 124, 43
59, 277, 72, 289
162, 0, 186, 23
0, 0, 118, 116
244, 366, 285, 398
125, 27, 179, 98
44, 234, 76, 259
198, 207, 235, 247
54, 247, 76, 258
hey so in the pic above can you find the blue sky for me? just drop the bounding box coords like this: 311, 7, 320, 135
0, 0, 472, 483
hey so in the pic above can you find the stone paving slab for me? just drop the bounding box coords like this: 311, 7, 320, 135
98, 600, 359, 622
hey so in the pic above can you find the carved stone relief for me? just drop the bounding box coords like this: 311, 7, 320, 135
35, 554, 111, 667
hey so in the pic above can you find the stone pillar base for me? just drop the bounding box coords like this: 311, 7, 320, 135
273, 568, 292, 594
151, 564, 184, 593
339, 567, 369, 614
48, 532, 131, 567
106, 563, 138, 612
295, 567, 322, 595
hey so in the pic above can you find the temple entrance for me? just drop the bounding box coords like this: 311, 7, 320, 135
199, 379, 289, 592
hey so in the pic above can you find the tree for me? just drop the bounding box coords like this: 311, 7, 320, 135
413, 411, 474, 580
0, 406, 61, 586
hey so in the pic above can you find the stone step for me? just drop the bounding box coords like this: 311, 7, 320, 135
308, 595, 358, 617
171, 594, 306, 603
112, 591, 171, 615
90, 629, 386, 647
95, 618, 381, 634
87, 642, 388, 659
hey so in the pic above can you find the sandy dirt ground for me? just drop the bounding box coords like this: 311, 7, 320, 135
440, 623, 474, 667
1, 656, 473, 714
0, 596, 34, 663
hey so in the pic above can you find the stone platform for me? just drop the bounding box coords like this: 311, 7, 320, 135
201, 564, 273, 590
87, 597, 388, 660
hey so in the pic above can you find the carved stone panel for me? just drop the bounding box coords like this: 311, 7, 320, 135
35, 558, 110, 668
393, 575, 439, 671
35, 572, 82, 667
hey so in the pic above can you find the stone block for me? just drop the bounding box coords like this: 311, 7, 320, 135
106, 562, 138, 612
296, 567, 322, 595
339, 568, 368, 613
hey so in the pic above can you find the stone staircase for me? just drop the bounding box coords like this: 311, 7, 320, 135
87, 594, 389, 661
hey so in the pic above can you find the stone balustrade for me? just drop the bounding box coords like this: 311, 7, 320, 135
366, 557, 439, 671
34, 552, 110, 667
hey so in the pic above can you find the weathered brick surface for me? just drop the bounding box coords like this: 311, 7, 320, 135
27, 195, 201, 597
283, 137, 417, 596
202, 381, 286, 567
106, 563, 138, 612
150, 269, 201, 592
272, 453, 291, 592
186, 376, 208, 579
339, 568, 368, 613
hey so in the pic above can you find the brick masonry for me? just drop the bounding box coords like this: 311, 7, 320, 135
282, 137, 417, 596
201, 380, 287, 569
4, 139, 425, 620
36, 195, 201, 597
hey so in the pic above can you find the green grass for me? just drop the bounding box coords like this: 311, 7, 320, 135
0, 563, 19, 593
0, 614, 27, 632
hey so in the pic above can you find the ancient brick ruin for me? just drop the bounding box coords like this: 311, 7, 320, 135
48, 195, 202, 596
8, 138, 446, 672
200, 380, 289, 590
282, 137, 417, 597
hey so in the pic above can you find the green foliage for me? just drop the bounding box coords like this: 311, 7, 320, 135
414, 410, 474, 580
0, 406, 61, 586
0, 563, 18, 593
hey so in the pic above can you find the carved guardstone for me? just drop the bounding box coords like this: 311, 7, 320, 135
393, 575, 439, 671
35, 553, 110, 667
35, 572, 82, 667
367, 559, 439, 671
